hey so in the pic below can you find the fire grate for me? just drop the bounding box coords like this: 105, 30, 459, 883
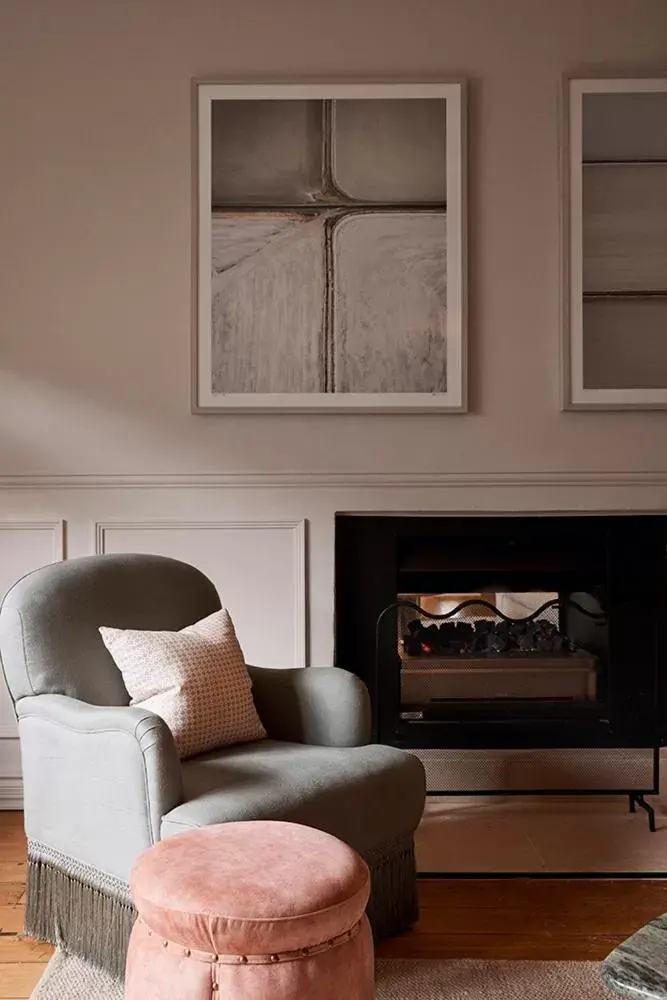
391, 597, 605, 704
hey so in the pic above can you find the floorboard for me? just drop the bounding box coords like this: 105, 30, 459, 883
0, 962, 47, 1000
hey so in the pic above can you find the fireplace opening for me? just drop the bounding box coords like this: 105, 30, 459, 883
335, 513, 667, 802
394, 590, 604, 709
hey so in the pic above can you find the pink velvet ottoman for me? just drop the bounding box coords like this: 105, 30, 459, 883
124, 820, 375, 1000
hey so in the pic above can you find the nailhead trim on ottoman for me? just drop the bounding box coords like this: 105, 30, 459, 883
124, 821, 375, 1000
137, 914, 365, 964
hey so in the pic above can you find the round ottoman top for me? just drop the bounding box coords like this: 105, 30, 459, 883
131, 821, 370, 956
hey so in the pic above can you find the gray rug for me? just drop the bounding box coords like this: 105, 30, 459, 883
31, 950, 617, 999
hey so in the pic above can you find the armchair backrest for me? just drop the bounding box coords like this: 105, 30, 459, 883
0, 553, 221, 706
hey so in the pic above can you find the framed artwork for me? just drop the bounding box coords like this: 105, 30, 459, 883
563, 77, 667, 409
193, 82, 467, 412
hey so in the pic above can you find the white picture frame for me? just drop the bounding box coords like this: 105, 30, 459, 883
563, 77, 667, 410
193, 81, 467, 413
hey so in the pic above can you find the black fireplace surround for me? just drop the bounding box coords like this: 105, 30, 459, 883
335, 514, 667, 754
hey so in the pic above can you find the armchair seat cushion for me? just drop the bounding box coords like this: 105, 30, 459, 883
161, 740, 425, 858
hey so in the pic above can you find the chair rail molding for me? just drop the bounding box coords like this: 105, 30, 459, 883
94, 519, 307, 668
1, 470, 667, 490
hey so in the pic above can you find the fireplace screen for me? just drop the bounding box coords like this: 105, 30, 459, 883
396, 591, 606, 712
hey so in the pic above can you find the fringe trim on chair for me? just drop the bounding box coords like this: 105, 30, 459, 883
366, 836, 419, 941
24, 836, 417, 975
25, 853, 136, 981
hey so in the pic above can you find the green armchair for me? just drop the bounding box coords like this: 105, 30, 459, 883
0, 554, 426, 977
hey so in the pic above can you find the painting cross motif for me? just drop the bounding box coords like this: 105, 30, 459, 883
195, 83, 466, 412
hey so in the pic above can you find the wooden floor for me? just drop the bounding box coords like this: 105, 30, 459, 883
1, 813, 52, 1000
2, 811, 667, 998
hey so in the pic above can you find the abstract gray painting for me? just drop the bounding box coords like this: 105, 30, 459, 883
581, 90, 667, 391
209, 97, 448, 395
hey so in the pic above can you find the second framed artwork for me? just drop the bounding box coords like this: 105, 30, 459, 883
193, 82, 467, 412
563, 76, 667, 409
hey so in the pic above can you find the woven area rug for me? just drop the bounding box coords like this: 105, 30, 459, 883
31, 950, 617, 999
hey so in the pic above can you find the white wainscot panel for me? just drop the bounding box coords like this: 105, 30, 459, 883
0, 521, 65, 740
0, 520, 64, 806
95, 521, 306, 668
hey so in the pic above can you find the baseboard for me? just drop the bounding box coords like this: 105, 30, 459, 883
0, 777, 23, 810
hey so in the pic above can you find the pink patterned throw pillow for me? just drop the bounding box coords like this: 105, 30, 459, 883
99, 609, 266, 759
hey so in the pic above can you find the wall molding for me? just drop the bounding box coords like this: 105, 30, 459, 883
94, 519, 307, 667
1, 470, 667, 490
0, 519, 66, 561
0, 777, 22, 810
0, 520, 66, 739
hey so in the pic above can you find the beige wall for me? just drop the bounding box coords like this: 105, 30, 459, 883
2, 0, 667, 805
1, 0, 667, 477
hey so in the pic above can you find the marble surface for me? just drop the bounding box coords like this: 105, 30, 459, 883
603, 914, 667, 999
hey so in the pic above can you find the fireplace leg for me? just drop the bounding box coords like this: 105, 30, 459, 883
629, 793, 657, 832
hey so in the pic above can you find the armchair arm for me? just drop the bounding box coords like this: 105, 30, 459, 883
16, 694, 182, 883
247, 666, 371, 747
